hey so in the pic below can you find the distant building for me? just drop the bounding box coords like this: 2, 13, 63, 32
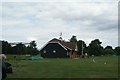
40, 38, 78, 58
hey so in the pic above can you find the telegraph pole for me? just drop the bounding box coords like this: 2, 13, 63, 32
81, 41, 83, 55
81, 41, 84, 58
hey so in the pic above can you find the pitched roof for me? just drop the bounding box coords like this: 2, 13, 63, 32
49, 38, 76, 50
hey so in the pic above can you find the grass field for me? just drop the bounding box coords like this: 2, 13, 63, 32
5, 55, 118, 78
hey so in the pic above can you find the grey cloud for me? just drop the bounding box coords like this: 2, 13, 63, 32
2, 2, 118, 48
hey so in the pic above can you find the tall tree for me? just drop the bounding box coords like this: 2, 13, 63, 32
114, 46, 120, 55
16, 43, 26, 55
2, 41, 12, 54
1, 40, 39, 55
104, 46, 115, 55
87, 39, 104, 56
70, 36, 77, 43
77, 40, 87, 55
30, 41, 37, 49
27, 41, 39, 55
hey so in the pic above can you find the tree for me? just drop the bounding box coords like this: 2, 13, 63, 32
114, 46, 120, 55
30, 41, 37, 49
1, 40, 39, 55
11, 43, 26, 55
27, 41, 39, 55
104, 46, 115, 55
77, 40, 87, 55
87, 39, 104, 56
2, 41, 12, 54
70, 36, 77, 43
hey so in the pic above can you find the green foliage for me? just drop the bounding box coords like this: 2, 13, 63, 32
1, 40, 39, 55
104, 46, 115, 55
30, 41, 37, 49
15, 43, 26, 54
87, 39, 104, 56
77, 40, 87, 55
114, 46, 120, 55
70, 35, 77, 42
1, 37, 119, 56
1, 41, 12, 54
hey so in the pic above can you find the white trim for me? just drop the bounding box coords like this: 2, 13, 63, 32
64, 46, 72, 50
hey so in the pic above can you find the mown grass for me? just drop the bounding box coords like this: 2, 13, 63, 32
5, 55, 118, 78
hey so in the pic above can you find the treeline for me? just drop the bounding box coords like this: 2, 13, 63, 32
1, 36, 120, 56
70, 36, 120, 56
1, 40, 39, 55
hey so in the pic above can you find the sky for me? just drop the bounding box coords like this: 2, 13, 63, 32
0, 0, 119, 49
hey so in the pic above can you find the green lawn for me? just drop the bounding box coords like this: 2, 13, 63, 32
5, 55, 118, 78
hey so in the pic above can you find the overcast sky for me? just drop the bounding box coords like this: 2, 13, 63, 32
1, 0, 119, 49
